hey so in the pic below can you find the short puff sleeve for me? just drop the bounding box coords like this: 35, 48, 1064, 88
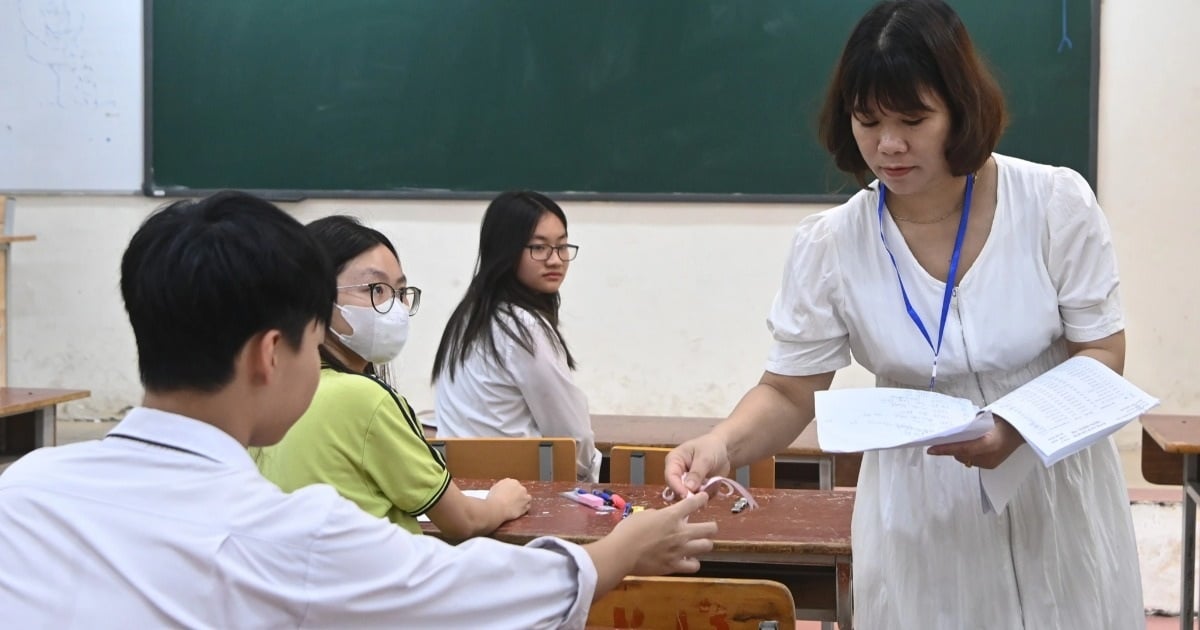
764, 212, 851, 376
1044, 167, 1124, 342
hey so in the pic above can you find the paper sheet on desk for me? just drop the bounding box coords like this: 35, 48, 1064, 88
815, 388, 995, 452
417, 490, 488, 522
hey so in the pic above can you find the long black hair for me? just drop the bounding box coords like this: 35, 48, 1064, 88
305, 215, 399, 375
432, 191, 576, 383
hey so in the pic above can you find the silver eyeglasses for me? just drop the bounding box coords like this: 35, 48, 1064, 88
336, 283, 422, 315
525, 244, 579, 262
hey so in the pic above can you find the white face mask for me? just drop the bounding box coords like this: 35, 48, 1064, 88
332, 299, 410, 364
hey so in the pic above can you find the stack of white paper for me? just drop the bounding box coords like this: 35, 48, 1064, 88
985, 356, 1159, 466
814, 356, 1160, 513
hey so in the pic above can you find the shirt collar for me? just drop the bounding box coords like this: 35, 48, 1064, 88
106, 407, 257, 471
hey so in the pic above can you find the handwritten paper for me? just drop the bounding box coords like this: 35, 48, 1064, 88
815, 388, 992, 452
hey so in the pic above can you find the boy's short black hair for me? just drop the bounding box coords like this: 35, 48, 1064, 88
120, 191, 334, 392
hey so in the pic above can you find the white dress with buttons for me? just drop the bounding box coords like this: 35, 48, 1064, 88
766, 154, 1143, 629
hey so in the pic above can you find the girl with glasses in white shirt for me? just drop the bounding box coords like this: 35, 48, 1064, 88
433, 191, 602, 483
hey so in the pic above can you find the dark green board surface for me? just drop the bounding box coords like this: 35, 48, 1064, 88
146, 1, 1097, 200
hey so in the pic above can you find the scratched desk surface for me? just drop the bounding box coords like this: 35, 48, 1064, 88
428, 480, 854, 557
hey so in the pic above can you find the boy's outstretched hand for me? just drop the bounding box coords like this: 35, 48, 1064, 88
584, 492, 717, 600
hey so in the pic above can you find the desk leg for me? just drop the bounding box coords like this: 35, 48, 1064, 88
819, 458, 833, 490
1183, 455, 1198, 630
835, 558, 853, 630
33, 407, 55, 449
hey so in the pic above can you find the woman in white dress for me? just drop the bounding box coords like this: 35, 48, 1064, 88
664, 1, 1144, 627
432, 191, 602, 483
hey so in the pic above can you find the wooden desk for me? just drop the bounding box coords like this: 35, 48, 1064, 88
1142, 414, 1200, 630
0, 388, 90, 457
591, 415, 863, 489
425, 480, 855, 629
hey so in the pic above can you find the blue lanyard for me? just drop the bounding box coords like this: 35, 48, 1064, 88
876, 174, 975, 390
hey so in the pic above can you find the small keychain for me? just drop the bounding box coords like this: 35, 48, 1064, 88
731, 497, 750, 513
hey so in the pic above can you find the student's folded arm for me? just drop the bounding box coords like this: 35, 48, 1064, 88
507, 326, 597, 481
424, 483, 507, 539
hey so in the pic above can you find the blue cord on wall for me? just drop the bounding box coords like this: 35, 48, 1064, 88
1058, 0, 1074, 52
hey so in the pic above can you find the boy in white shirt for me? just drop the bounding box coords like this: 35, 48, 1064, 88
0, 191, 715, 629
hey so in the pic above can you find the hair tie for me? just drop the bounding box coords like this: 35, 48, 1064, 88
662, 475, 758, 511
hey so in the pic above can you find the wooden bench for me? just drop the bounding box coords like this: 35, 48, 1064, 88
422, 415, 864, 489
609, 445, 776, 489
592, 415, 862, 489
0, 388, 91, 462
427, 437, 577, 482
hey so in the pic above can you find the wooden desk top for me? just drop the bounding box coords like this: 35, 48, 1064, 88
592, 415, 825, 457
429, 480, 854, 558
1142, 414, 1200, 455
0, 388, 90, 417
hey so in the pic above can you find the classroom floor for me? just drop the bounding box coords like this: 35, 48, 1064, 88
9, 420, 1190, 628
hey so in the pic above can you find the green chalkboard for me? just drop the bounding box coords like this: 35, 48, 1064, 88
146, 0, 1097, 200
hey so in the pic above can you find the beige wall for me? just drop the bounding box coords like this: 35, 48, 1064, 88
7, 0, 1198, 446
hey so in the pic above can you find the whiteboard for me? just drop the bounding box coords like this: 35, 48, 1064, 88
0, 0, 142, 192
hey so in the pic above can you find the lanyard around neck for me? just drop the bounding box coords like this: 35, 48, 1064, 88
876, 173, 975, 390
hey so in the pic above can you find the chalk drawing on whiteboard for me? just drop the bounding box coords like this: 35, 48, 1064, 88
19, 0, 109, 109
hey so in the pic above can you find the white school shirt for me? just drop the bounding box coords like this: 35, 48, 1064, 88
766, 153, 1142, 628
0, 407, 596, 629
435, 306, 602, 482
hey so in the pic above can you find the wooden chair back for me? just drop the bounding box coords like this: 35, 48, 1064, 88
609, 446, 776, 489
587, 576, 795, 630
429, 437, 576, 482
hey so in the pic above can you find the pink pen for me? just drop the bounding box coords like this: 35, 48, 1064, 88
560, 491, 614, 511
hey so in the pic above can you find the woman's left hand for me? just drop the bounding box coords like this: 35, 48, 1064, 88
927, 417, 1026, 469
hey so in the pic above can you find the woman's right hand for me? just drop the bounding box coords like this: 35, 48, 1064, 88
488, 477, 532, 521
664, 433, 732, 499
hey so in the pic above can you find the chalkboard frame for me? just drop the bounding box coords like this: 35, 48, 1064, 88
141, 0, 1100, 204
